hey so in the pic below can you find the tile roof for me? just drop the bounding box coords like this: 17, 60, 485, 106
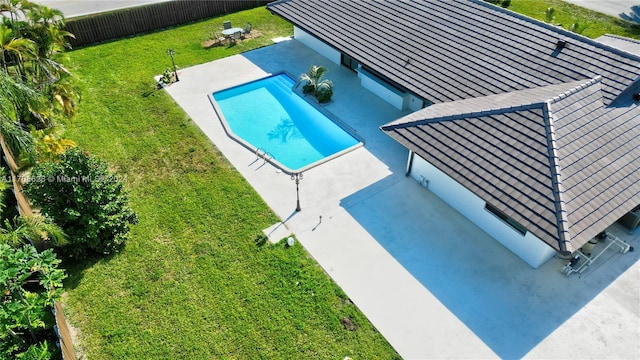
269, 0, 640, 253
382, 78, 640, 253
268, 0, 640, 106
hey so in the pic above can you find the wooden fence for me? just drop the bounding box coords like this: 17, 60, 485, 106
0, 137, 77, 360
54, 302, 77, 360
65, 0, 273, 48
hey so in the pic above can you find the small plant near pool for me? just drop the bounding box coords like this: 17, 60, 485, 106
300, 65, 334, 103
158, 67, 177, 87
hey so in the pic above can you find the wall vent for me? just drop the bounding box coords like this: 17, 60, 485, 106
419, 175, 429, 189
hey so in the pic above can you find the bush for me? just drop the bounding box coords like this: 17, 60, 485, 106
0, 244, 64, 359
316, 86, 333, 103
23, 148, 138, 258
484, 0, 510, 7
302, 83, 315, 94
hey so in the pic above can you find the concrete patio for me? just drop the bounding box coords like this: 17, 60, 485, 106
164, 40, 640, 359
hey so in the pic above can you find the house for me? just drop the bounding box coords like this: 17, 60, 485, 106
267, 0, 640, 268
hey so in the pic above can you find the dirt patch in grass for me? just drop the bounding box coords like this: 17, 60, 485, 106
341, 317, 358, 332
202, 30, 264, 48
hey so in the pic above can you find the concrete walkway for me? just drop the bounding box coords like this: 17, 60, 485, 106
164, 40, 640, 359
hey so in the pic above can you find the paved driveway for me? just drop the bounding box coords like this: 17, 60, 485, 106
35, 0, 640, 23
164, 40, 640, 359
36, 0, 171, 18
564, 0, 640, 23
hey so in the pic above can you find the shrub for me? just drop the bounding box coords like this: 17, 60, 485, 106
0, 244, 64, 359
316, 85, 333, 103
23, 148, 138, 258
302, 83, 315, 94
484, 0, 510, 7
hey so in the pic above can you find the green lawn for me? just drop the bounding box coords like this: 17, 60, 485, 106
60, 2, 638, 359
509, 0, 640, 39
62, 6, 399, 359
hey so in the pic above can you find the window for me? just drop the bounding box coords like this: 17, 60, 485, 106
485, 203, 527, 236
340, 54, 358, 71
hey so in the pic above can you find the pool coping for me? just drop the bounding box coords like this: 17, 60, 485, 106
207, 70, 365, 175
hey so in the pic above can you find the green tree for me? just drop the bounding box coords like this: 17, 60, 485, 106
0, 23, 36, 77
0, 167, 66, 250
0, 0, 37, 27
0, 243, 65, 359
23, 148, 138, 257
24, 4, 75, 94
0, 0, 78, 126
0, 69, 37, 161
30, 124, 76, 164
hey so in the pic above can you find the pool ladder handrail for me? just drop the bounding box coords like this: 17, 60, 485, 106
255, 148, 273, 163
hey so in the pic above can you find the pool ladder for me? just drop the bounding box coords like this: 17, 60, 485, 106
255, 148, 273, 163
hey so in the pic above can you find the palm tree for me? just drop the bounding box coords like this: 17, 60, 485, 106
0, 0, 37, 30
0, 167, 66, 248
300, 65, 327, 94
0, 1, 78, 124
299, 65, 334, 103
0, 213, 67, 247
0, 69, 37, 159
0, 23, 36, 77
24, 4, 74, 88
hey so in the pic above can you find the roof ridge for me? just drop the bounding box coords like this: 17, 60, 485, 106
468, 0, 640, 62
382, 79, 595, 131
380, 103, 543, 130
542, 102, 571, 254
547, 76, 603, 104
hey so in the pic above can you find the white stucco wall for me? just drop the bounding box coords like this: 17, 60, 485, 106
293, 27, 341, 64
357, 70, 406, 110
406, 94, 425, 112
293, 28, 428, 111
410, 154, 557, 268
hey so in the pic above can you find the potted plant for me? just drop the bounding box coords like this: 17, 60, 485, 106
158, 68, 176, 88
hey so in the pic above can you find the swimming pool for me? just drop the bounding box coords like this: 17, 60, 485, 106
211, 73, 361, 172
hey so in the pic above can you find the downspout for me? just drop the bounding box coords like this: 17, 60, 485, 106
405, 150, 414, 176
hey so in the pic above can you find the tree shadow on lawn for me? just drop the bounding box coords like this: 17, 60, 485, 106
61, 250, 119, 290
341, 175, 640, 359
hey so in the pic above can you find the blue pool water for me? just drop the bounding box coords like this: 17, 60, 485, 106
212, 73, 359, 171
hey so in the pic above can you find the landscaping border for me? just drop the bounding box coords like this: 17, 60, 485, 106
0, 138, 76, 360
